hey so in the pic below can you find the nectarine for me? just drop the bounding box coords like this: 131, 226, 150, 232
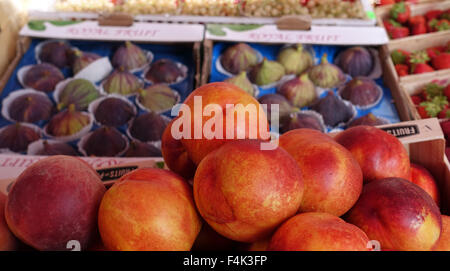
268, 212, 370, 251
433, 215, 450, 251
5, 156, 106, 251
193, 140, 304, 243
335, 125, 410, 183
279, 129, 363, 216
98, 168, 202, 251
0, 193, 18, 251
345, 178, 442, 251
410, 163, 440, 207
162, 82, 269, 178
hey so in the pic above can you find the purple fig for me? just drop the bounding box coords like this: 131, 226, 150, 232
35, 140, 78, 156
144, 59, 186, 84
220, 43, 259, 74
46, 104, 91, 137
340, 77, 382, 107
248, 58, 286, 86
0, 123, 41, 153
8, 92, 53, 123
309, 54, 346, 89
277, 74, 317, 108
348, 113, 389, 128
336, 47, 374, 78
129, 112, 169, 142
124, 140, 162, 157
57, 79, 100, 111
224, 72, 256, 96
38, 41, 72, 68
277, 44, 314, 75
71, 49, 101, 74
138, 85, 180, 113
23, 63, 64, 93
258, 93, 293, 125
311, 91, 353, 127
82, 126, 127, 157
281, 111, 325, 133
102, 68, 144, 96
112, 41, 149, 71
94, 97, 135, 127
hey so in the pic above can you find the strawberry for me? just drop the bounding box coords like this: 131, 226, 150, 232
428, 19, 438, 32
441, 9, 450, 20
431, 52, 450, 70
409, 50, 430, 64
408, 15, 426, 26
426, 47, 442, 59
387, 25, 410, 39
377, 0, 395, 5
445, 84, 450, 101
436, 19, 450, 31
391, 49, 410, 65
383, 19, 402, 32
425, 10, 443, 21
441, 120, 450, 138
390, 2, 411, 24
421, 83, 444, 101
438, 107, 450, 119
411, 63, 434, 74
418, 96, 449, 118
410, 22, 427, 35
411, 95, 423, 105
395, 64, 409, 76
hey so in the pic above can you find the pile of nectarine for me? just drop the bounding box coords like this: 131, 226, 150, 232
0, 82, 448, 251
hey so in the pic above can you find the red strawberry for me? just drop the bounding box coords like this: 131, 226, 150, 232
428, 19, 438, 32
422, 83, 445, 101
383, 19, 402, 32
387, 26, 410, 39
417, 106, 431, 118
390, 2, 411, 24
441, 120, 450, 137
411, 95, 423, 105
431, 52, 450, 70
409, 50, 430, 64
426, 47, 442, 59
441, 9, 450, 20
411, 63, 434, 74
409, 15, 426, 26
377, 0, 395, 5
391, 49, 410, 65
445, 84, 450, 101
410, 22, 427, 35
425, 10, 443, 21
436, 19, 450, 31
395, 64, 409, 76
438, 107, 450, 119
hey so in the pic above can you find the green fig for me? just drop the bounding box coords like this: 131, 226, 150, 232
46, 104, 91, 137
277, 73, 317, 108
102, 68, 144, 96
57, 79, 101, 111
309, 54, 346, 89
277, 44, 314, 75
248, 58, 286, 86
138, 85, 180, 113
224, 72, 257, 96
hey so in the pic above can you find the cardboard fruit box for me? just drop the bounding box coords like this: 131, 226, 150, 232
200, 23, 415, 127
375, 1, 450, 46
0, 19, 204, 160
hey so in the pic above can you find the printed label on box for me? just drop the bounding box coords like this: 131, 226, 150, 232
205, 24, 389, 45
21, 20, 205, 42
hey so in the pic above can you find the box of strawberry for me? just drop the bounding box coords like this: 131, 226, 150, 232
375, 1, 450, 42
